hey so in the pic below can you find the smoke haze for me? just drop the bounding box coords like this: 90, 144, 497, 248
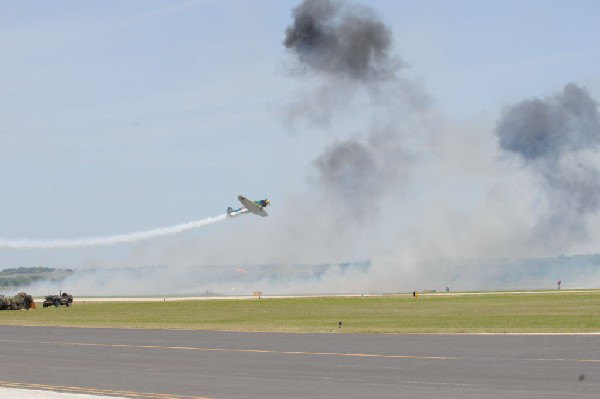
276, 0, 600, 293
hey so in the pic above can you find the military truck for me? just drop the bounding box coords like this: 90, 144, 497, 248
0, 292, 36, 310
43, 292, 73, 307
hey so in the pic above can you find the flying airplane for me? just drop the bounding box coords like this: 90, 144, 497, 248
227, 195, 270, 217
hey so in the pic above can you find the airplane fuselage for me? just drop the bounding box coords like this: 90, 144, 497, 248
227, 195, 270, 217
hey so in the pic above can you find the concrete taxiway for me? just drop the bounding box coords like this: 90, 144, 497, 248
0, 326, 598, 398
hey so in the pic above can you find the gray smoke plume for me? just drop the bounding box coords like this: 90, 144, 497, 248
496, 83, 600, 161
283, 0, 397, 80
496, 83, 600, 243
313, 132, 412, 220
284, 0, 422, 223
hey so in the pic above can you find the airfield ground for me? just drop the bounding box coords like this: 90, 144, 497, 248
1, 290, 599, 398
1, 289, 599, 333
1, 326, 599, 398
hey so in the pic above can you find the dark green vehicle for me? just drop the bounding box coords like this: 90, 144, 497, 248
43, 292, 73, 308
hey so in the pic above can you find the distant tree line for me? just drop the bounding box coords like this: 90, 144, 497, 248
0, 267, 75, 288
0, 267, 73, 275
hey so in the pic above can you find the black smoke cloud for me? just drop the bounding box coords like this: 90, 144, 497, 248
496, 83, 600, 241
283, 0, 397, 80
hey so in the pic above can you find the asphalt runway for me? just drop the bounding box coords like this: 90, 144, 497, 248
0, 326, 598, 398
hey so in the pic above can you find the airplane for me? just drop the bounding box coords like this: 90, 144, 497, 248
227, 195, 270, 217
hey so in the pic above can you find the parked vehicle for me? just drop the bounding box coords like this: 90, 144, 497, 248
43, 292, 73, 308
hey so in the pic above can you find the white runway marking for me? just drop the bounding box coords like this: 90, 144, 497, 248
0, 387, 123, 399
0, 382, 210, 399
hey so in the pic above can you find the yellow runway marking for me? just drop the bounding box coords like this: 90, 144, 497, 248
2, 338, 600, 363
0, 339, 458, 360
0, 380, 210, 399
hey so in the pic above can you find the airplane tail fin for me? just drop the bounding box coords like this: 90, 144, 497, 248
227, 207, 234, 214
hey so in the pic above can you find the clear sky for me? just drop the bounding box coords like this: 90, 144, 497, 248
2, 1, 600, 291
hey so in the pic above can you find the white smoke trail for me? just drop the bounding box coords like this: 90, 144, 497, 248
0, 213, 230, 249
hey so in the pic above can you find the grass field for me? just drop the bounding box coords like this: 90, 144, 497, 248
1, 290, 600, 333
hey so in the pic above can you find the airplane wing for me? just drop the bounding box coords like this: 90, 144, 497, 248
238, 195, 268, 217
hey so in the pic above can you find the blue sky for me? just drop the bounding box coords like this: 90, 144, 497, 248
2, 0, 600, 280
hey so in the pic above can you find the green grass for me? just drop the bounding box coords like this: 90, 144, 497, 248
1, 291, 600, 333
